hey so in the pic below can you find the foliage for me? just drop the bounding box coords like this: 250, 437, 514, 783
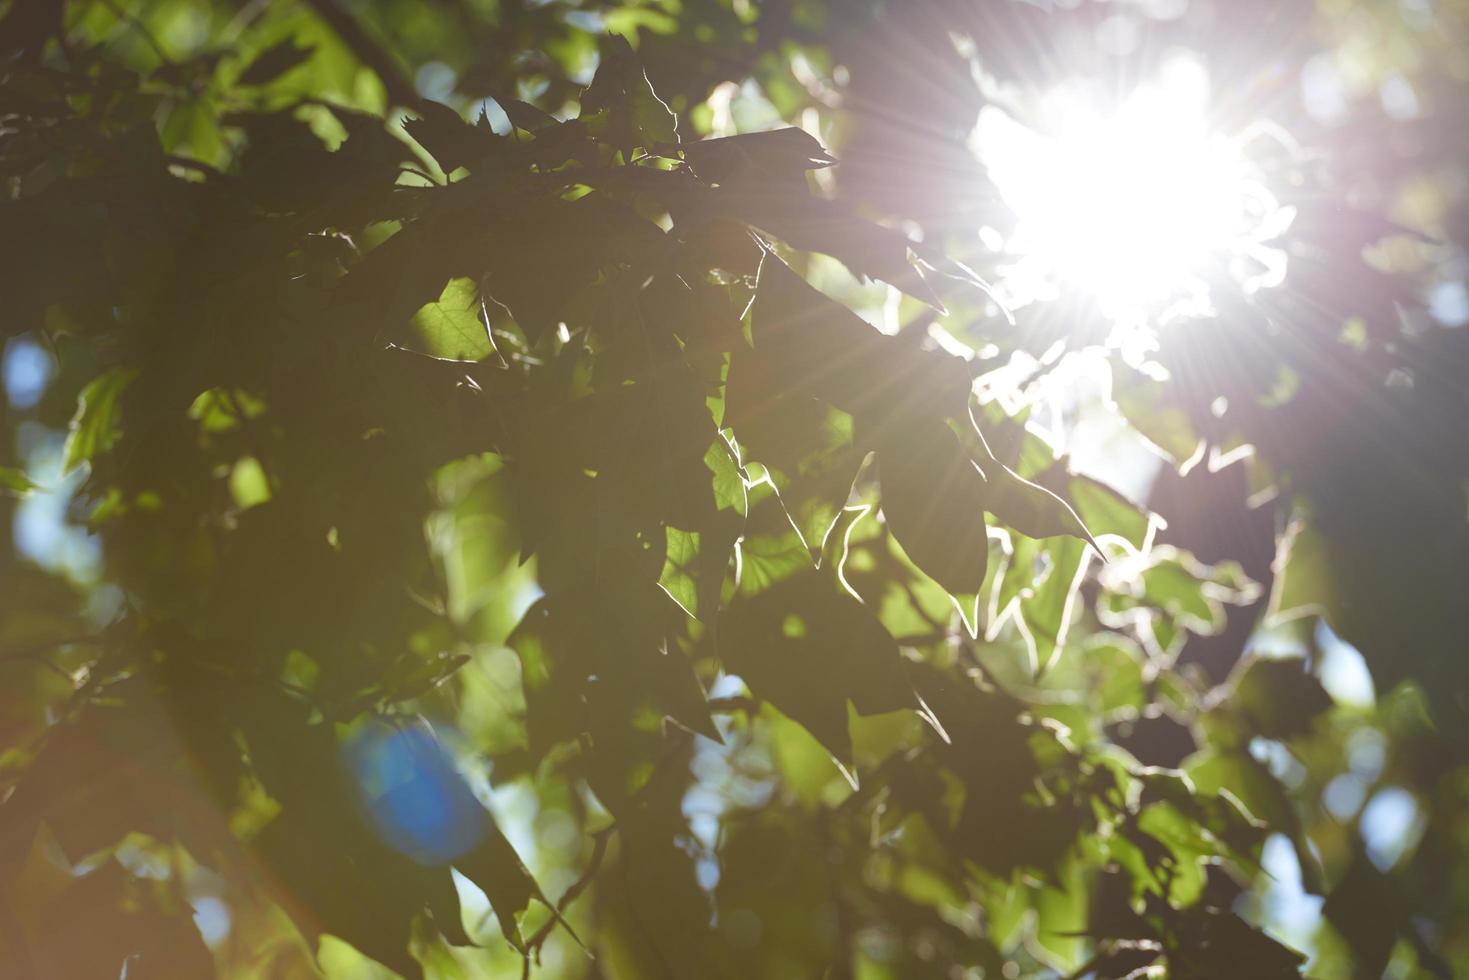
2, 0, 1468, 978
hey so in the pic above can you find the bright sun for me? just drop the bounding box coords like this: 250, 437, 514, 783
978, 58, 1287, 320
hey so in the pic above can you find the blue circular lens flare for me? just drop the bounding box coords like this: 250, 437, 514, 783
343, 722, 488, 865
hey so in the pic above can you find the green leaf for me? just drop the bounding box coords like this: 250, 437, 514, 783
63, 367, 137, 474
984, 461, 1099, 552
411, 277, 494, 362
718, 190, 945, 308
1069, 474, 1151, 550
1115, 378, 1200, 465
658, 526, 702, 618
1033, 858, 1090, 971
659, 439, 747, 626
1135, 801, 1211, 907
734, 477, 822, 596
229, 456, 272, 510
1024, 536, 1090, 675
1140, 555, 1218, 630
0, 465, 39, 497
507, 598, 590, 758
247, 714, 449, 980
1186, 749, 1323, 894
1090, 636, 1148, 713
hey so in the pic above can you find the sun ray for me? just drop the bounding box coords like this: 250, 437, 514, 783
975, 55, 1288, 325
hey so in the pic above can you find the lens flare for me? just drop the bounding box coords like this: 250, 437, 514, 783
344, 721, 489, 865
977, 58, 1287, 321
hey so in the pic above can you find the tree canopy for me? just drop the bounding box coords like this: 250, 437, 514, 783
2, 0, 1468, 977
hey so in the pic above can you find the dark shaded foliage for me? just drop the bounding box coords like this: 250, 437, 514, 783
2, 1, 1468, 978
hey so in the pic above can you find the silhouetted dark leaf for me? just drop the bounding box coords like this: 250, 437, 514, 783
877, 418, 990, 599
403, 99, 496, 173
581, 35, 678, 152
722, 569, 913, 763
4, 4, 1465, 978
237, 39, 314, 85
455, 821, 542, 949
499, 97, 558, 132
1163, 905, 1305, 978
1227, 655, 1333, 740
977, 443, 1100, 554
1323, 856, 1401, 979
679, 127, 836, 191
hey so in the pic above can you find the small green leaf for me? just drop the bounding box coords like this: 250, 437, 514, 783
63, 367, 138, 474
229, 456, 271, 510
658, 526, 701, 617
1140, 556, 1218, 630
411, 278, 494, 362
0, 466, 39, 497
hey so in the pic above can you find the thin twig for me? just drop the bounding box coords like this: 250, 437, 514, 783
521, 825, 614, 978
